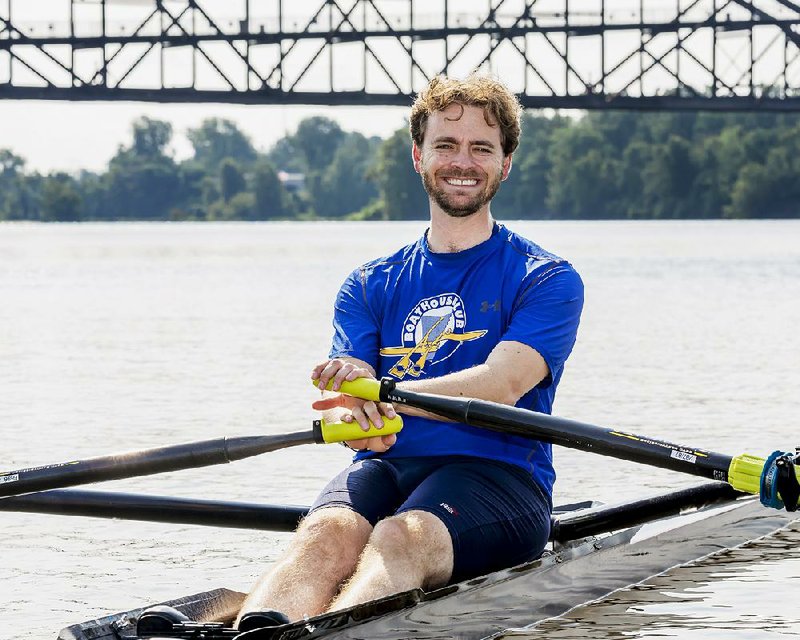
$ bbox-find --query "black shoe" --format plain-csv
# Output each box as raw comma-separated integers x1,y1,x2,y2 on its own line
137,605,191,635
238,610,291,632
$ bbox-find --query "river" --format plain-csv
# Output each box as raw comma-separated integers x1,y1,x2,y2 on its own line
1,220,798,639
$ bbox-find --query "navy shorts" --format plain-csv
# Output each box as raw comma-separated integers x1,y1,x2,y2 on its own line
308,456,552,583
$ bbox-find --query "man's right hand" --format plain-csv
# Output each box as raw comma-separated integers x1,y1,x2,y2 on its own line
311,358,397,453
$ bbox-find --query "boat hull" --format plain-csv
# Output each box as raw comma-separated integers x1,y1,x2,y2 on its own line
58,495,799,640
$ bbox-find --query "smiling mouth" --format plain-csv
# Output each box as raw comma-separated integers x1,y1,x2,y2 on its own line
443,177,479,187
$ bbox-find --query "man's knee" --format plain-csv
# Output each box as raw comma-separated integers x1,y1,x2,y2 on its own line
294,507,372,565
369,511,454,587
374,509,450,540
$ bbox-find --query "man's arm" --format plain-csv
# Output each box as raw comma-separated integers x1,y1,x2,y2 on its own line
394,340,549,417
313,340,548,424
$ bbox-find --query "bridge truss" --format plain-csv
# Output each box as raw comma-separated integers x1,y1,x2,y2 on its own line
1,0,799,110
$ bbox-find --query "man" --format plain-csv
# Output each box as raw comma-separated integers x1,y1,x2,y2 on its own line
235,75,584,630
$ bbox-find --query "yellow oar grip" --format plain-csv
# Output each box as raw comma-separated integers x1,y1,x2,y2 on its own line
319,415,403,443
728,453,800,496
311,376,382,402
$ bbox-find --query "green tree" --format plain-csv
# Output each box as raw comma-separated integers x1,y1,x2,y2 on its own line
267,137,305,173
220,158,246,202
289,117,345,173
368,127,428,220
0,150,42,219
104,118,181,219
312,133,380,217
492,112,571,218
15,173,44,220
4,108,800,223
132,117,173,158
199,175,221,209
726,128,800,218
546,124,621,218
41,173,82,221
252,158,294,219
227,191,256,219
187,118,257,169
639,111,697,146
75,170,108,220
0,149,24,177
640,135,697,218
174,162,210,219
105,162,180,219
687,139,725,218
0,150,22,219
584,110,644,152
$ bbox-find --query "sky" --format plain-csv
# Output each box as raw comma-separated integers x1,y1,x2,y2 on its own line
0,100,409,173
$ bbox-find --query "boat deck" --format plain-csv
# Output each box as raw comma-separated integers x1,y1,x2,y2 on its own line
57,493,799,640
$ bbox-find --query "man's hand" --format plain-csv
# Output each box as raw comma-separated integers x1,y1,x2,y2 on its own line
311,358,397,453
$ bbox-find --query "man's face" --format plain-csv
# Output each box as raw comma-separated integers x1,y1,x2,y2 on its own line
413,103,511,218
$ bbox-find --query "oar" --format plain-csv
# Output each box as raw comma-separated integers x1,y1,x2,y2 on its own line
551,481,739,542
0,481,736,542
323,377,800,511
0,416,402,499
0,489,309,531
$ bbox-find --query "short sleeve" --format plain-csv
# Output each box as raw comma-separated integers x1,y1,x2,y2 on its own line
501,262,584,382
329,267,380,367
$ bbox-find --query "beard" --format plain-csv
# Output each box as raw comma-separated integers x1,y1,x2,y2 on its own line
421,167,503,218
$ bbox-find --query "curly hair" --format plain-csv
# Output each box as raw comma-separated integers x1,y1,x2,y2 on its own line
409,75,522,156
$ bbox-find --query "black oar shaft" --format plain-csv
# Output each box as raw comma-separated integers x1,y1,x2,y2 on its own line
0,489,309,531
0,431,317,499
551,481,740,542
1,482,739,542
380,381,734,482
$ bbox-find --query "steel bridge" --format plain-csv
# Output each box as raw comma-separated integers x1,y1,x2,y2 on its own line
1,0,799,110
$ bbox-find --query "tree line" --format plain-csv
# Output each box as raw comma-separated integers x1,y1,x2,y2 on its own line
1,109,798,222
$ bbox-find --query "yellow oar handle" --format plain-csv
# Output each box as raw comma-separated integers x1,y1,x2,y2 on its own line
311,376,382,402
318,415,403,443
311,376,400,442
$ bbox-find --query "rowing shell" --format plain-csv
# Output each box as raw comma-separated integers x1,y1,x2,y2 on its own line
57,484,799,640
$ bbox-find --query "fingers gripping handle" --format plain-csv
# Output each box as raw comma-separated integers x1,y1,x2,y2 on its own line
316,416,403,444
311,376,385,402
310,377,401,443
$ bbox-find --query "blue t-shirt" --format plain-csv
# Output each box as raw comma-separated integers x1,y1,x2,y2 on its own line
329,223,584,496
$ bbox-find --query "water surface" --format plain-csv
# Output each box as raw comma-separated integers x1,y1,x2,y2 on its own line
1,220,798,639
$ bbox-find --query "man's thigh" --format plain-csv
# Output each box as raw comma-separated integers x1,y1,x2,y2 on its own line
396,458,552,583
308,457,407,525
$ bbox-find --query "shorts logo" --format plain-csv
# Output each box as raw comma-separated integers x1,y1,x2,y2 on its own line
440,502,459,516
379,293,486,379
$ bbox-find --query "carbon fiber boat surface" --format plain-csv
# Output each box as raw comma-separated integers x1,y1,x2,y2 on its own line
57,492,799,640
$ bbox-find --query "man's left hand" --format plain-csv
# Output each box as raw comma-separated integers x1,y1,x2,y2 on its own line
312,358,397,453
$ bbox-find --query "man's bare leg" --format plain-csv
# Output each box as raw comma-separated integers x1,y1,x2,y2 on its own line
237,507,372,624
328,510,454,611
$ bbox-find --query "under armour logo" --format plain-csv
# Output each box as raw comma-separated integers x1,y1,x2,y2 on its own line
480,300,500,312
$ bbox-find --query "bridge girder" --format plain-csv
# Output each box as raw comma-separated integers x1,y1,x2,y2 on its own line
1,0,799,110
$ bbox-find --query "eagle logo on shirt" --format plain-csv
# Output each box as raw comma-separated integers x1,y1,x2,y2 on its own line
379,293,487,379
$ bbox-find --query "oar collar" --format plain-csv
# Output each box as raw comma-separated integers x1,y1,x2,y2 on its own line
761,450,800,512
